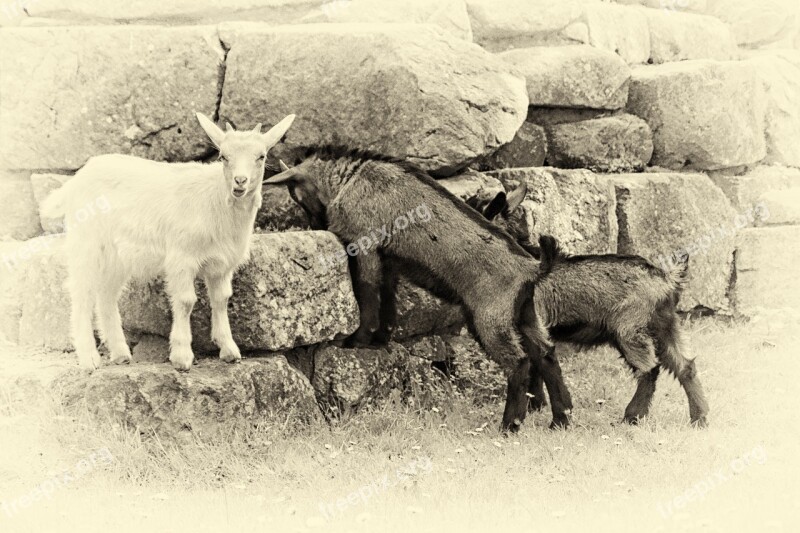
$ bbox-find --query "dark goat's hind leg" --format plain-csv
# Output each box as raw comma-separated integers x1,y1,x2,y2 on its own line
624,366,660,424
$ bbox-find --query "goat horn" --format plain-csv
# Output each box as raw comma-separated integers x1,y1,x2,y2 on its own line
252,123,262,134
279,160,291,171
225,122,234,133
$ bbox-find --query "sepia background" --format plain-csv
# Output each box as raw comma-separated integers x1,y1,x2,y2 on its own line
1,0,799,532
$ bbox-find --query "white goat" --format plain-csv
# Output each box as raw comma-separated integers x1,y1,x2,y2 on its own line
41,113,296,372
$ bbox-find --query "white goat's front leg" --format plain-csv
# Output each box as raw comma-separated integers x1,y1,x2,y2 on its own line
96,267,132,365
69,276,102,372
205,270,241,364
165,259,199,371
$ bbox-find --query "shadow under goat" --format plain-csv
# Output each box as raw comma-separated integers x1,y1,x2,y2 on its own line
467,184,709,427
264,147,572,431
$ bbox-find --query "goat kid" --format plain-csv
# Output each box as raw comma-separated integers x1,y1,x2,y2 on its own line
469,184,709,427
264,148,572,430
42,113,295,372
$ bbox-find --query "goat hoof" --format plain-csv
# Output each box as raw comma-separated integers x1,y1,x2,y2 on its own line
170,349,194,372
110,347,132,365
549,415,570,430
79,350,103,373
219,345,242,364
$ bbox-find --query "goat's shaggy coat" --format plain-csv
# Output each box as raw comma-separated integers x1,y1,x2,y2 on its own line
266,147,573,430
42,113,295,372
469,187,709,426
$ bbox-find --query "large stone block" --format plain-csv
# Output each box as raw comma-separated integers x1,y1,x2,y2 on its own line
120,231,360,352
611,173,737,313
473,122,547,171
745,50,800,168
465,0,587,52
0,171,41,240
707,0,799,48
0,26,222,170
735,226,800,317
0,240,26,344
393,282,465,340
708,165,800,224
499,45,630,110
642,8,738,64
218,23,528,176
304,0,473,41
627,61,766,170
54,357,322,437
544,114,653,173
488,167,618,254
584,2,651,64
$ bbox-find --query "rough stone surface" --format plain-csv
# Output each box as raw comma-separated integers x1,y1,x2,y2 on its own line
745,50,800,168
219,23,528,175
441,334,505,404
488,168,619,254
759,189,800,225
120,231,360,353
16,0,317,25
393,281,465,340
611,173,738,313
642,8,738,64
304,0,473,41
0,26,222,171
475,122,547,171
612,0,707,12
735,226,800,317
627,61,767,170
465,0,587,52
707,0,800,48
0,171,41,240
16,236,72,350
30,173,70,234
708,165,800,221
584,2,651,64
499,45,630,110
54,356,322,436
438,170,505,201
0,241,26,344
312,343,446,414
131,335,170,364
545,114,653,173
527,108,619,126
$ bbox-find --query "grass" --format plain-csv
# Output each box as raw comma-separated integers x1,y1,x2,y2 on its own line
1,315,798,533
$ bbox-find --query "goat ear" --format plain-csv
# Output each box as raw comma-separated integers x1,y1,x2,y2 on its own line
506,182,528,213
264,160,299,185
196,113,226,149
483,192,507,221
262,114,296,148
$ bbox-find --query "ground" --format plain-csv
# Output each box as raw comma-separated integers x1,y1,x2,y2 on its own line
1,315,798,533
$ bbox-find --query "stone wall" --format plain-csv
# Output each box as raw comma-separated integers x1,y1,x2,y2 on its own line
2,0,798,423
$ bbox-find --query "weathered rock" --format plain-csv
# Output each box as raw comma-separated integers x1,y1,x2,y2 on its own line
16,236,72,350
708,165,800,222
584,2,651,64
438,170,505,201
735,226,800,317
441,334,505,404
465,0,587,52
707,0,799,48
401,335,452,363
642,8,738,64
627,61,766,170
759,189,800,225
256,187,311,231
0,171,41,240
30,173,70,234
120,231,360,352
499,45,630,110
488,167,618,254
475,122,547,171
527,108,619,126
312,343,447,414
612,0,707,12
18,0,317,25
745,50,800,168
0,26,222,170
545,114,653,173
611,173,738,313
393,281,465,341
304,0,473,41
54,356,322,436
0,240,26,344
131,335,170,364
219,23,528,176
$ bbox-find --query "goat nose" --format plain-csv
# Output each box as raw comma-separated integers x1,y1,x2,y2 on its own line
234,176,247,187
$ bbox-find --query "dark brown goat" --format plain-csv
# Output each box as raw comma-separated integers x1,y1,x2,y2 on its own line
468,185,709,427
265,147,572,430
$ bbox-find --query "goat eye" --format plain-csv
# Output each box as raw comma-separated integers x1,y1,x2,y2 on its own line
257,154,265,161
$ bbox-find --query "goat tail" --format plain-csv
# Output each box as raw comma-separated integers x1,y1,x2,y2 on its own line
664,253,690,293
40,185,67,219
537,234,561,277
